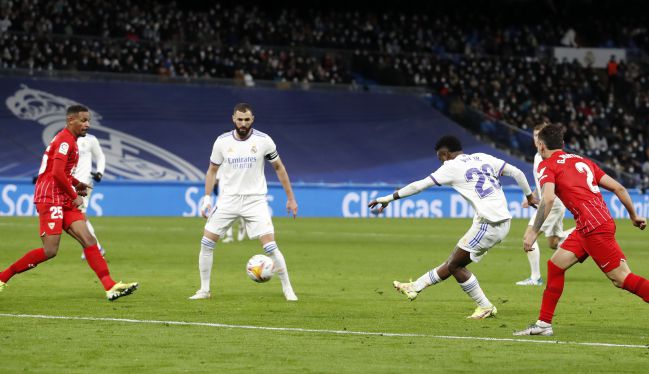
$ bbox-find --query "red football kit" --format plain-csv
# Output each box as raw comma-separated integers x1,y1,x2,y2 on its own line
538,150,622,272
34,127,85,235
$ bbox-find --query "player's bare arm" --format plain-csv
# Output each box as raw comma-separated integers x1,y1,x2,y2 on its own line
599,175,647,230
368,177,436,213
524,183,555,251
200,163,219,218
272,158,298,217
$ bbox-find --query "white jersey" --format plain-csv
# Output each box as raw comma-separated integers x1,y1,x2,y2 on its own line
72,134,105,185
430,153,511,223
209,129,279,196
533,152,565,209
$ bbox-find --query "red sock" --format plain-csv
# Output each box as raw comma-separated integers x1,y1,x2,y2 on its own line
538,260,565,324
622,273,649,302
83,244,116,291
0,248,48,283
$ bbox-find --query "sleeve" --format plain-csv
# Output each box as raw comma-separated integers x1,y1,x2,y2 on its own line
91,136,106,174
209,139,223,165
501,163,532,196
52,158,78,200
537,160,555,188
264,136,279,162
590,159,606,183
429,163,455,186
52,138,71,161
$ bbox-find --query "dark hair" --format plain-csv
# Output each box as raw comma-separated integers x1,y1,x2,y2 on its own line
233,102,253,115
435,135,462,152
66,105,89,116
533,121,550,132
537,123,565,150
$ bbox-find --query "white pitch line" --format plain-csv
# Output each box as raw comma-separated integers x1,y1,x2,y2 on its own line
0,313,646,349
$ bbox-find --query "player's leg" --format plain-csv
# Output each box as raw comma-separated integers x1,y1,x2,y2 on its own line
0,204,62,290
79,191,105,260
244,195,297,301
66,213,138,301
190,198,234,300
514,241,583,336
517,224,542,286
259,233,297,301
0,235,56,288
237,217,247,241
222,226,234,243
584,222,649,302
395,219,489,300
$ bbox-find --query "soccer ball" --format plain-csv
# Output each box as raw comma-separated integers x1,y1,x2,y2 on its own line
246,254,274,283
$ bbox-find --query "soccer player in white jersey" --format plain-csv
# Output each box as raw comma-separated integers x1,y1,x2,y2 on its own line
189,103,299,301
517,122,574,286
369,135,535,319
74,133,107,260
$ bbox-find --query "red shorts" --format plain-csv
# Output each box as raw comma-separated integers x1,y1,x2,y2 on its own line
36,203,85,236
560,220,626,273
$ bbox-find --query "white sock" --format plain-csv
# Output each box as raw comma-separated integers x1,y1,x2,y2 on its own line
414,267,443,292
86,220,102,251
198,237,215,292
264,242,294,293
527,241,541,280
536,320,552,327
459,274,492,308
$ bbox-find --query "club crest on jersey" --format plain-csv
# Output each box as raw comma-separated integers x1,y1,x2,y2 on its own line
228,147,234,153
5,85,204,181
48,222,55,229
58,142,69,155
251,145,257,153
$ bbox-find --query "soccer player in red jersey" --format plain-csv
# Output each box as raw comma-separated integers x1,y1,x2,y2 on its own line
0,105,138,301
514,123,648,336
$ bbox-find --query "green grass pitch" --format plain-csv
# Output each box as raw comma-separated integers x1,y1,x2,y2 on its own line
1,217,648,373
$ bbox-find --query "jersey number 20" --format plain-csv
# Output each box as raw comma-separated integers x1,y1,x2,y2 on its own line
465,164,502,198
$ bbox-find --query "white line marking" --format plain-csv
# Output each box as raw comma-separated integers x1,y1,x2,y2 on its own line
0,313,646,349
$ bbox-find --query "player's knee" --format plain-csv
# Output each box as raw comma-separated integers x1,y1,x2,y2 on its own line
44,247,58,259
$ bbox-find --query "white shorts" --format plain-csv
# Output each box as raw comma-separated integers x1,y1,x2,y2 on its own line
457,216,511,263
527,202,565,237
205,195,273,240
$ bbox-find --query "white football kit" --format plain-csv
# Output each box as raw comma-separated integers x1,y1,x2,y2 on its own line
73,134,105,213
430,153,515,262
205,129,278,239
528,152,566,237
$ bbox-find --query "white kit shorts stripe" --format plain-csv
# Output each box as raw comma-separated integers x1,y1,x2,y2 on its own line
457,216,511,263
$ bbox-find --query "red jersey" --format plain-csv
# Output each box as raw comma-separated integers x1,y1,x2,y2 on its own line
538,150,612,233
34,128,80,206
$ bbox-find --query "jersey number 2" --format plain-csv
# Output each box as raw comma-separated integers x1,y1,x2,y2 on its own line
465,164,502,198
575,162,600,193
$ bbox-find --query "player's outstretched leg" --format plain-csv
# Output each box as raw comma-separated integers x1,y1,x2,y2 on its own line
516,241,543,286
393,266,446,301
237,218,247,241
0,248,50,291
189,236,215,300
263,241,297,301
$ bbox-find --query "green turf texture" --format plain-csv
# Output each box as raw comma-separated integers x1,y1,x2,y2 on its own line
1,217,648,373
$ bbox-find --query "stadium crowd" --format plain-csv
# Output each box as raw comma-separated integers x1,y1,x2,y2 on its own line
1,0,649,187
